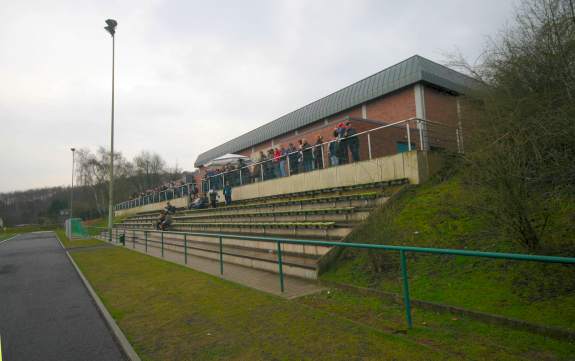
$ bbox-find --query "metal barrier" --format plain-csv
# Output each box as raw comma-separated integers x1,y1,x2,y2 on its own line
113,117,462,209
88,226,575,330
199,117,462,192
114,182,197,211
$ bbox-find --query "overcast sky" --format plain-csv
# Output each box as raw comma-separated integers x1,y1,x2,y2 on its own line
0,0,518,193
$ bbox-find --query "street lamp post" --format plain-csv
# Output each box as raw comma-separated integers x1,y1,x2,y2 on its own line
70,147,76,219
105,19,117,242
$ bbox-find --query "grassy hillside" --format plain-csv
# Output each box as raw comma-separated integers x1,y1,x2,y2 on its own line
323,172,575,330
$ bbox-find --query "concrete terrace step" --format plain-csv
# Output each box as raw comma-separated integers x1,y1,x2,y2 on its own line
126,207,371,224
113,229,331,279
127,192,383,221
228,179,408,205
118,221,352,239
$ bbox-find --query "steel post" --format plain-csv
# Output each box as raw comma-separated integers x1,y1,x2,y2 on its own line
400,250,413,329
367,133,372,160
406,122,412,151
184,234,188,264
219,236,224,275
277,241,285,293
161,232,164,257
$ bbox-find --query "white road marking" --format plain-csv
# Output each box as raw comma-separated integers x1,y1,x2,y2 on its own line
0,234,18,247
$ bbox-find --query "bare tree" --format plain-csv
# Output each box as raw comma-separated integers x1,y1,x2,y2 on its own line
460,0,575,251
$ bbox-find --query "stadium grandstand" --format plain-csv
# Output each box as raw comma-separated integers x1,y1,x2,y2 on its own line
108,54,476,281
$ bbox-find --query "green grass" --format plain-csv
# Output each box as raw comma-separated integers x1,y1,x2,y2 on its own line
71,246,447,361
323,175,575,330
297,288,575,361
0,233,15,241
1,224,57,237
55,228,105,249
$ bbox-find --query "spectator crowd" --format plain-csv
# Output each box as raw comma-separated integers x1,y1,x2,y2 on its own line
202,121,360,189
121,121,362,215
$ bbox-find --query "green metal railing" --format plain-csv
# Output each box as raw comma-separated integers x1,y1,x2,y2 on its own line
89,226,575,329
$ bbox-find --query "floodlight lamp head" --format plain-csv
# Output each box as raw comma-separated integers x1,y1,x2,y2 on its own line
104,19,117,36
71,147,76,152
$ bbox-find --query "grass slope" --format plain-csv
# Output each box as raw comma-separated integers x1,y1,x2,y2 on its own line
71,246,440,361
298,289,575,360
323,175,575,330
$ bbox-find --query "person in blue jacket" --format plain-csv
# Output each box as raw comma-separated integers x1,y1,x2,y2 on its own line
223,182,232,206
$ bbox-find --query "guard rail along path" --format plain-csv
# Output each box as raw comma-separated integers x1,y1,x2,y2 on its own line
92,226,575,330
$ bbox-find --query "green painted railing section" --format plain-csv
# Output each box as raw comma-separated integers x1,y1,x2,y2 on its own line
88,225,575,330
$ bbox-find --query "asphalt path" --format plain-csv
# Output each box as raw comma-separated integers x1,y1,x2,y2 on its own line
0,232,126,361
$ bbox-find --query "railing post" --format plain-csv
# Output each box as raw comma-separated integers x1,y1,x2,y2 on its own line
406,122,412,151
239,169,243,185
277,241,285,293
367,133,372,160
286,155,291,176
417,119,426,151
133,230,135,249
320,144,325,169
145,231,148,253
219,236,224,275
184,234,188,264
400,250,413,329
260,163,264,182
161,231,164,258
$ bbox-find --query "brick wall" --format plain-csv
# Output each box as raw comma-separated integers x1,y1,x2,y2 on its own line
237,86,418,161
423,85,460,151
197,84,462,181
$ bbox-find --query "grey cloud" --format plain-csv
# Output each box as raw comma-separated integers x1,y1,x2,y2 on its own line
0,0,517,192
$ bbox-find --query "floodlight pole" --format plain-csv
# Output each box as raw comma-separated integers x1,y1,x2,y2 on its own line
105,19,117,242
70,148,76,219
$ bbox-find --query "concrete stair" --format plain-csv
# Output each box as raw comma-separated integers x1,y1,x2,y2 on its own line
113,179,406,279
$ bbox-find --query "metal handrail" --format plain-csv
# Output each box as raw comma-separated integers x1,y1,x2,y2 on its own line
203,117,419,181
199,117,460,191
89,225,575,330
115,182,197,211
114,117,459,210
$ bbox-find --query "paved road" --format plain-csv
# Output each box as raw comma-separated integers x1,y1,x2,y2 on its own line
0,232,126,361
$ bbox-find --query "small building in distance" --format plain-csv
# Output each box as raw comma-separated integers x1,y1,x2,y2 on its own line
194,55,477,188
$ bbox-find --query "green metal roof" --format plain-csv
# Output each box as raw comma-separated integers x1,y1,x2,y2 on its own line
194,55,477,167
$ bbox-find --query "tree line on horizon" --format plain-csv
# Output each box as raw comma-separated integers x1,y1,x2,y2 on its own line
0,149,182,227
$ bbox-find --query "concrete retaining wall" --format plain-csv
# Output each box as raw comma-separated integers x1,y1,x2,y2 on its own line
116,150,441,217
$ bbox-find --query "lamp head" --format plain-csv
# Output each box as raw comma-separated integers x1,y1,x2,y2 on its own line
71,147,76,152
104,19,117,36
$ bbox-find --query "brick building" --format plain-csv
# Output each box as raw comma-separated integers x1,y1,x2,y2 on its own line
194,55,476,186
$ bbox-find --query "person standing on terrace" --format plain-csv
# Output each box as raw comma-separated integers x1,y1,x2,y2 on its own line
329,130,340,166
313,135,324,170
208,188,219,208
273,147,282,178
301,138,313,172
288,143,299,175
336,123,349,165
223,181,232,206
346,121,360,162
